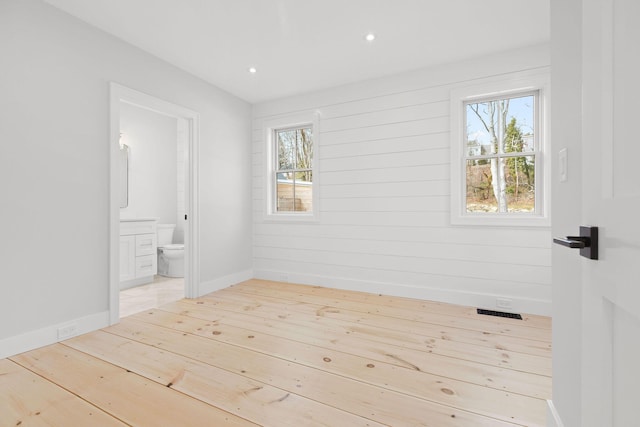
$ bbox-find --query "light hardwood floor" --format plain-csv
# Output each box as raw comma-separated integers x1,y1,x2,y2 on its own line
2,279,551,426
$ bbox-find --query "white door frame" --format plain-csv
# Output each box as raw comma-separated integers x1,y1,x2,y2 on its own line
109,83,200,324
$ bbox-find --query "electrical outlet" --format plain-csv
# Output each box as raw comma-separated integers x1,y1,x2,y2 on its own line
496,298,513,310
57,323,78,340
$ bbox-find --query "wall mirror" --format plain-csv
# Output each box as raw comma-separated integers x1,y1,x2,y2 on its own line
119,144,129,208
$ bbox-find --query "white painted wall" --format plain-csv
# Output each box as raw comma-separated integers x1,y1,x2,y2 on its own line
253,44,552,315
0,0,252,356
119,103,178,229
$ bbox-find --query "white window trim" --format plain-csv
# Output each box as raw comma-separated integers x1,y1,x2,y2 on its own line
263,111,320,222
450,74,550,227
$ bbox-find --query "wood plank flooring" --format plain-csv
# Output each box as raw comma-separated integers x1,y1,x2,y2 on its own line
2,279,551,426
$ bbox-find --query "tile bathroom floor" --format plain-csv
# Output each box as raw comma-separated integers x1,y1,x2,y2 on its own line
119,276,184,318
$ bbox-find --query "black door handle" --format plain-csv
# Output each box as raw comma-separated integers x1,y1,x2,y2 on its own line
553,236,589,248
553,226,598,260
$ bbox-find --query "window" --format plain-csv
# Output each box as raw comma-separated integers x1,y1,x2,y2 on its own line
465,92,537,213
450,75,549,226
264,113,319,221
274,126,313,212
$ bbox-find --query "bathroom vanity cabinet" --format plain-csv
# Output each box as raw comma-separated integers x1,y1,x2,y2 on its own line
120,219,157,289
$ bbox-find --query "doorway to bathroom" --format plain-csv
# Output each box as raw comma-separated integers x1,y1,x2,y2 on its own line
109,83,200,323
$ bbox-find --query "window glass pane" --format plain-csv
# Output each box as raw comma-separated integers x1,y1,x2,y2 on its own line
504,95,535,154
505,155,535,212
276,182,313,212
466,159,497,212
295,184,312,212
465,94,535,157
276,177,295,212
277,129,296,170
296,127,313,169
294,171,312,212
466,156,535,213
466,101,498,156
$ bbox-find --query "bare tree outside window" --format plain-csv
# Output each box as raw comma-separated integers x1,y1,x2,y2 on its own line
275,126,313,212
465,93,536,213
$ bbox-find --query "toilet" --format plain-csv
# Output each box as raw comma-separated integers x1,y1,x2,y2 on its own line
156,224,184,278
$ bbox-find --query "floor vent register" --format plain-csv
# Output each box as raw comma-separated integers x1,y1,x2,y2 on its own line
477,309,523,320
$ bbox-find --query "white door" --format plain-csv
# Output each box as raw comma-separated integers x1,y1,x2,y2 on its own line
575,0,640,425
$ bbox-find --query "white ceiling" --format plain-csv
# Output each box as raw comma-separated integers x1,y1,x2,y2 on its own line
43,0,549,104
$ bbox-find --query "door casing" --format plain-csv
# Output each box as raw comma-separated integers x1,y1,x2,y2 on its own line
108,83,200,323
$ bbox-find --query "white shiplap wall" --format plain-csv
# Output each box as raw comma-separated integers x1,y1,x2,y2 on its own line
252,44,552,315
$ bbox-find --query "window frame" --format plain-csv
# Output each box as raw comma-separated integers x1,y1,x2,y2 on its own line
263,112,319,222
450,74,550,227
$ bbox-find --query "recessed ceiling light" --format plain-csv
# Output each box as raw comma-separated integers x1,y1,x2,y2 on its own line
248,67,257,74
365,33,376,42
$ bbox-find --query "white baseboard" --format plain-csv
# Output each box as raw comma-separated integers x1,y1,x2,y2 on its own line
120,275,154,290
547,400,565,427
0,310,110,359
253,269,551,316
198,269,254,296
